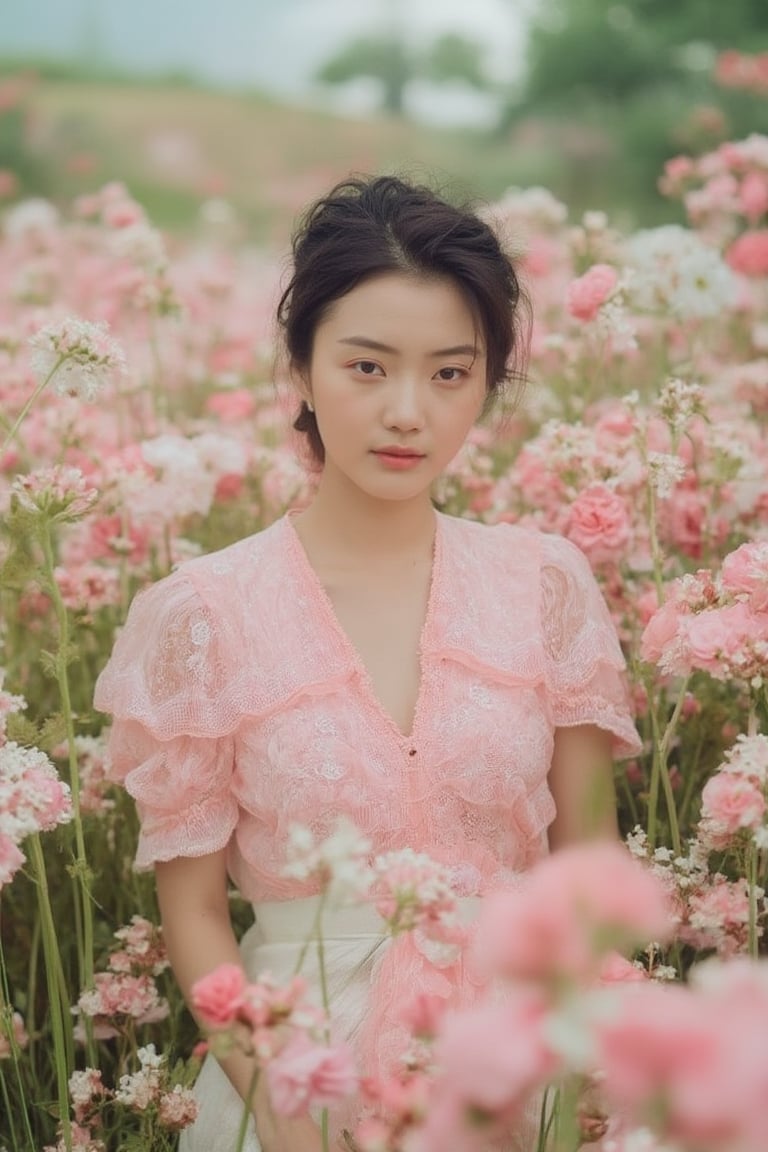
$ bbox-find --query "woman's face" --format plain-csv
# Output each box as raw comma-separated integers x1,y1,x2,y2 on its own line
299,272,487,505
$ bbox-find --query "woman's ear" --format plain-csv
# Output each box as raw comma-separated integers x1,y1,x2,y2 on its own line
288,361,313,411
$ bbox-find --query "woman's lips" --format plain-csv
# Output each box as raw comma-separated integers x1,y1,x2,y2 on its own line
372,448,426,470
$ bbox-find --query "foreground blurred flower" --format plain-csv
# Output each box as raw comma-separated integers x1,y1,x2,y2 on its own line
473,841,673,990
266,1032,359,1117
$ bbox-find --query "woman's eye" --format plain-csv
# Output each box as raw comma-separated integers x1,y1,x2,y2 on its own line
352,360,383,376
435,366,467,383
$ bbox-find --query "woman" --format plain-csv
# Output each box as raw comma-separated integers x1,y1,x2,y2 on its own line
95,175,641,1151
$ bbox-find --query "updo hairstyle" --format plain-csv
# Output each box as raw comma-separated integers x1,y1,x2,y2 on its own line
277,174,529,466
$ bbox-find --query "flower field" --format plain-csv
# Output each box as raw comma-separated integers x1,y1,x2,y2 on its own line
2,53,768,1152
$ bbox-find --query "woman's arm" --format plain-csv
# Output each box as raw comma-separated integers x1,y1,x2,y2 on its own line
547,724,618,851
155,852,326,1152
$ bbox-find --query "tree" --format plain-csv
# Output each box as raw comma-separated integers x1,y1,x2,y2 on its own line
315,31,491,118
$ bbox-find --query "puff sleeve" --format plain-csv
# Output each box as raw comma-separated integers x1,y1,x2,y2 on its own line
93,571,238,870
539,533,642,760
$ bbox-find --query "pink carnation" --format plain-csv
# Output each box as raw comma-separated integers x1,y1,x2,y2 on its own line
266,1033,358,1117
566,484,631,563
474,842,672,989
566,263,618,321
700,771,766,844
190,963,246,1028
727,229,768,278
414,992,558,1151
720,540,768,612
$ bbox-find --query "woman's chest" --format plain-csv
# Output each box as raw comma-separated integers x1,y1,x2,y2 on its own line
322,574,430,740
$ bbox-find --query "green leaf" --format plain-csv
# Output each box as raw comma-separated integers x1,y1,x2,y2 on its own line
4,713,40,747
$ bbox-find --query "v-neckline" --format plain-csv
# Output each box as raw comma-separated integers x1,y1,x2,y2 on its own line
283,510,443,746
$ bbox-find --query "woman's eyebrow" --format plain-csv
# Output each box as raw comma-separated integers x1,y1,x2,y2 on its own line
338,336,478,357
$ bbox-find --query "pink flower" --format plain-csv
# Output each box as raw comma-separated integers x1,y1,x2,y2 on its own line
567,484,631,563
700,771,766,843
190,963,246,1028
566,263,618,321
720,540,768,612
415,992,558,1151
266,1033,358,1117
0,835,26,887
597,951,649,986
28,315,127,400
639,598,684,666
682,601,756,677
205,388,255,422
0,1009,29,1058
739,172,768,222
474,842,672,989
727,229,768,277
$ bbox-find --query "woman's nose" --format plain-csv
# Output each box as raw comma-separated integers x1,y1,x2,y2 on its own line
383,377,425,431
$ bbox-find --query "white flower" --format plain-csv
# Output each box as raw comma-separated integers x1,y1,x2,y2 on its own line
29,316,127,401
647,452,687,499
625,224,737,320
3,197,59,241
283,818,373,904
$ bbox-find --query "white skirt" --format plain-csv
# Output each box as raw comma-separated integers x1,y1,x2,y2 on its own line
179,896,541,1152
179,897,388,1152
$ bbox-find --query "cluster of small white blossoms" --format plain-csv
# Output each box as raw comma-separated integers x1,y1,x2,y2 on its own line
624,224,738,320
28,316,127,402
0,741,73,888
646,452,688,499
655,377,706,435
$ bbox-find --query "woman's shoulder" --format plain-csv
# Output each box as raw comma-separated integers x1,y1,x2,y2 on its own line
440,513,589,573
151,515,288,612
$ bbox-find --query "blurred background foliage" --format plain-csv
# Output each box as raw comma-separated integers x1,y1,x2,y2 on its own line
0,0,766,242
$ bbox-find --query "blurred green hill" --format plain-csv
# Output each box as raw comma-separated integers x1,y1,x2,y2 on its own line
0,59,764,242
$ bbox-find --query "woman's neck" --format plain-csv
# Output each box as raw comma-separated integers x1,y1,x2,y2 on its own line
292,472,436,567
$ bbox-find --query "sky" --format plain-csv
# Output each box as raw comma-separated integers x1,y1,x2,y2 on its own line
0,0,536,125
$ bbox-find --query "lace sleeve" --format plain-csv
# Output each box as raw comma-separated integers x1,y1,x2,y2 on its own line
93,572,238,869
539,534,642,759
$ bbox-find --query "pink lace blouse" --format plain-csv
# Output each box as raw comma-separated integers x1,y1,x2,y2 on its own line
95,512,642,899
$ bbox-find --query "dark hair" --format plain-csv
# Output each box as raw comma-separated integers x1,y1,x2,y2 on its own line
277,174,529,466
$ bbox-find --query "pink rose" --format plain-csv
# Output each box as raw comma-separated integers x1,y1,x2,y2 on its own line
739,172,768,223
700,771,766,839
190,963,246,1028
727,229,768,278
682,602,754,676
266,1033,358,1117
566,263,618,321
567,483,631,563
720,540,768,611
640,598,684,666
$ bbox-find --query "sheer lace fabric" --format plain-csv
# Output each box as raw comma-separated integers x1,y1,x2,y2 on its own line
95,512,641,1147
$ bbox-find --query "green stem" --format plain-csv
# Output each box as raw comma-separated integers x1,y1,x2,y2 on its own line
313,893,331,1152
747,841,759,960
646,678,687,856
0,923,35,1152
28,834,73,1152
645,474,665,605
39,522,96,1064
234,1066,259,1152
0,357,65,458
